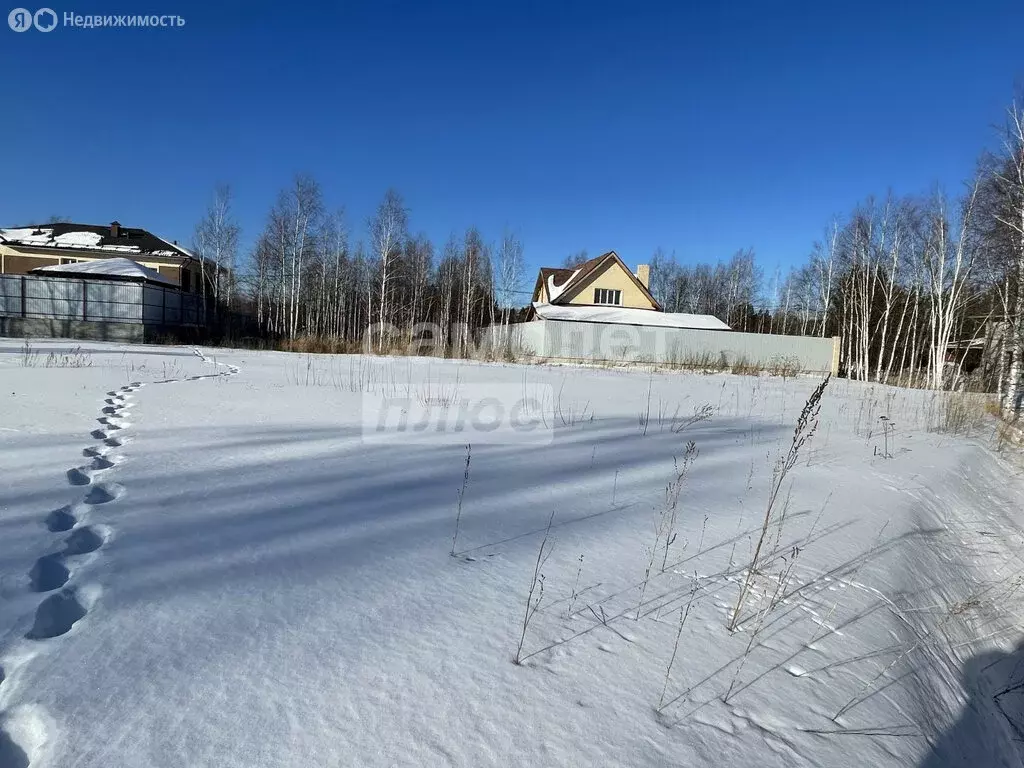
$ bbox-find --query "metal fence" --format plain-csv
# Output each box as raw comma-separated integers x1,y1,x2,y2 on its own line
483,319,840,374
0,274,208,326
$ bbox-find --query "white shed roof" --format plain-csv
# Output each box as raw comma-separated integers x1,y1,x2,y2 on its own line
532,302,730,330
32,257,177,286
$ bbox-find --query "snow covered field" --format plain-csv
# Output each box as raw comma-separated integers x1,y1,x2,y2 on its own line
2,340,1024,767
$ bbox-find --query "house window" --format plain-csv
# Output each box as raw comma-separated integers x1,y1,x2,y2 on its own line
594,288,622,306
181,268,192,293
59,258,81,265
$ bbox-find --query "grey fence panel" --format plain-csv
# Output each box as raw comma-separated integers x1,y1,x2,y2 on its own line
181,293,205,326
479,321,546,356
142,285,165,323
538,320,838,373
163,290,182,324
25,278,82,319
1,275,207,328
0,276,21,316
85,282,143,322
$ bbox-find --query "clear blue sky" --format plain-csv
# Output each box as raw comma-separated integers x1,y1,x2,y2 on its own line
2,0,1022,288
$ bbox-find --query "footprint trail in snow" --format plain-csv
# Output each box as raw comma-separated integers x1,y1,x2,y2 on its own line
0,349,239,764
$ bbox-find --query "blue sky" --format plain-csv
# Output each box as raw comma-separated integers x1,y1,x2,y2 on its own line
2,0,1022,290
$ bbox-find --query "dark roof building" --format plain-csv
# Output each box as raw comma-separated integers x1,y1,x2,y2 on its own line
0,221,194,262
0,221,206,292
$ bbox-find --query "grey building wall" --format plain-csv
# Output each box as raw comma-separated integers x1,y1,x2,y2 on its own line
480,321,546,356
0,317,145,343
0,275,207,343
482,319,839,374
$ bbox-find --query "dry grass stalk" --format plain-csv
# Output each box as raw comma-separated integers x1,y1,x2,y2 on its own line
658,574,701,711
567,554,585,619
514,511,555,665
724,587,773,703
450,443,472,557
672,403,715,433
728,375,830,632
661,442,699,572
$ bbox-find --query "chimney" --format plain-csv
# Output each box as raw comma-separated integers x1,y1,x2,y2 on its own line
110,221,121,238
636,264,650,288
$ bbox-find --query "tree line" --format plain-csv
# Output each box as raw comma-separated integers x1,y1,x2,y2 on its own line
190,97,1024,406
191,180,525,357
644,98,1024,408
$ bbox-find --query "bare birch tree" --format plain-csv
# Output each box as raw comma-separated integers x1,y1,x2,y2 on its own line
192,183,240,313
496,229,525,330
992,102,1024,416
369,189,408,351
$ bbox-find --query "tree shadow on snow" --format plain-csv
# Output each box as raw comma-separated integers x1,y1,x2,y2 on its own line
96,415,794,606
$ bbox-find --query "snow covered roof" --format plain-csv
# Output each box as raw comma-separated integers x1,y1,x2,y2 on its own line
546,268,579,302
32,257,178,286
0,222,192,262
532,302,731,330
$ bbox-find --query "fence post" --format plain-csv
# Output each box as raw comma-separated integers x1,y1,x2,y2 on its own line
20,275,26,318
82,279,87,321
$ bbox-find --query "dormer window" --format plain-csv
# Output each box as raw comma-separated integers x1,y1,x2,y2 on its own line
594,288,622,306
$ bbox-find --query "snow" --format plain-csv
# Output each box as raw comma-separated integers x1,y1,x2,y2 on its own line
152,234,196,260
52,232,102,249
534,301,732,330
0,228,143,254
1,341,1023,767
546,270,579,302
0,228,54,246
32,258,177,286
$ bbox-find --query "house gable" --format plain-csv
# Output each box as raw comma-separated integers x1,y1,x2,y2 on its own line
558,253,659,310
529,252,659,310
531,267,578,304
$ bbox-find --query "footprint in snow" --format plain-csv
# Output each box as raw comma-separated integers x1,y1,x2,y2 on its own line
66,468,91,487
28,555,70,593
0,706,51,768
28,526,105,592
26,588,88,639
65,456,116,487
0,726,29,768
83,484,121,506
90,456,115,471
44,507,76,533
64,526,105,556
